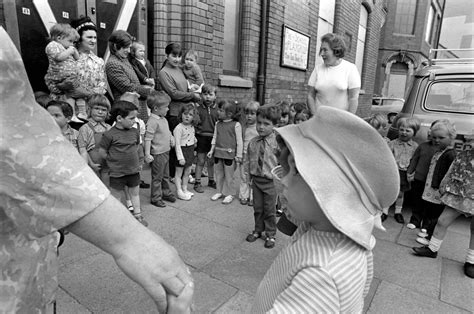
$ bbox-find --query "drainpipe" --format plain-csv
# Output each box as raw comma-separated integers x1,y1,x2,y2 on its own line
256,0,269,105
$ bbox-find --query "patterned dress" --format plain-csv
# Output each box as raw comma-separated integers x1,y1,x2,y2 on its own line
76,51,107,95
44,41,78,96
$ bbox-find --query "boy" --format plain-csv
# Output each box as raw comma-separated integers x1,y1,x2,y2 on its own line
244,105,281,248
144,91,177,207
252,107,399,312
46,100,80,152
99,100,148,226
194,84,218,192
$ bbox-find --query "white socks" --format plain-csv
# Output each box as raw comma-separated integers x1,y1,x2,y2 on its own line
466,249,474,264
428,237,443,252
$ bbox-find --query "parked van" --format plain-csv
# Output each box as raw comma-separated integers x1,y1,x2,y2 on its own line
387,48,474,151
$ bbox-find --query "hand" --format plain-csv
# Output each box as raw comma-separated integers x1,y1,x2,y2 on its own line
192,93,201,102
167,281,194,314
170,137,176,148
146,78,155,87
206,151,213,159
235,157,242,164
179,159,185,166
90,162,101,172
145,155,154,163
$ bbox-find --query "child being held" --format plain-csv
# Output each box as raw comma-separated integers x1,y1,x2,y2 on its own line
385,117,420,223
207,100,243,204
77,94,111,181
252,106,399,312
129,41,156,89
244,105,281,248
173,103,199,200
239,101,260,206
99,100,148,226
46,100,80,152
182,49,204,93
194,84,219,192
144,91,177,208
44,23,87,121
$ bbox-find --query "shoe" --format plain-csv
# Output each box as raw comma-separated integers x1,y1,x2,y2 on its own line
151,200,166,208
177,190,191,201
240,198,248,205
208,179,216,189
162,194,177,203
133,213,148,227
211,193,223,201
381,213,388,222
247,199,253,206
276,208,283,217
406,223,417,229
222,195,234,204
189,175,195,184
169,177,175,184
464,262,474,278
184,189,194,197
194,182,204,193
246,231,261,242
127,205,134,213
412,246,437,258
394,213,405,224
70,115,82,123
264,236,276,249
202,168,209,177
139,180,150,189
417,229,428,238
416,237,430,245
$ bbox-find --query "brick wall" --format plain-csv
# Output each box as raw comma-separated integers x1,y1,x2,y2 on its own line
0,1,4,28
151,0,387,116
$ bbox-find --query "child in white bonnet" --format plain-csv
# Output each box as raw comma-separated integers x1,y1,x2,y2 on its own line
252,106,400,313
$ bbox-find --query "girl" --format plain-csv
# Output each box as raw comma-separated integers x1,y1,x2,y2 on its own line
207,100,243,204
78,94,111,182
365,113,389,141
289,102,308,124
386,117,420,223
129,41,156,89
174,103,198,200
181,49,204,92
239,101,260,205
294,111,310,124
414,120,456,244
276,100,290,127
413,145,473,278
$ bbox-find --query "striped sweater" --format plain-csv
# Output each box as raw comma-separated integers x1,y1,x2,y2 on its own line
252,222,373,313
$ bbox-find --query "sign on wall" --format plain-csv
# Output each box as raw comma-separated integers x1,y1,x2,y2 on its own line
280,25,311,71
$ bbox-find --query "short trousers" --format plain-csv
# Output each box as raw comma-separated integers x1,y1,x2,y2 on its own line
196,135,212,154
176,145,195,168
215,157,234,166
109,173,140,190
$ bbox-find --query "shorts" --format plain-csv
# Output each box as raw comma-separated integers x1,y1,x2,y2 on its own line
215,157,234,166
196,135,212,154
176,145,194,168
399,170,410,192
109,173,140,190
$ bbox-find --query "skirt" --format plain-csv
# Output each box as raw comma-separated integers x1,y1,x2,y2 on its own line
441,192,473,216
176,145,195,168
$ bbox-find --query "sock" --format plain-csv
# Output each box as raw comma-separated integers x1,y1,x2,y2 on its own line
382,207,388,215
466,249,474,264
395,206,402,214
428,236,443,252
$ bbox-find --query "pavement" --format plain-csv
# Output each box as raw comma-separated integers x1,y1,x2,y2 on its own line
57,168,473,313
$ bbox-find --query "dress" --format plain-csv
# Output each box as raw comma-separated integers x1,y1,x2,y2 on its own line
44,41,78,96
76,51,107,95
307,59,360,111
252,222,373,313
440,148,474,215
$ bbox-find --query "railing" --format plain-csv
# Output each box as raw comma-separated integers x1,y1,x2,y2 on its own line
428,48,474,65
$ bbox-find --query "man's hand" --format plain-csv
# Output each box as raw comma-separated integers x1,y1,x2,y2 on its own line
145,154,154,163
167,281,194,314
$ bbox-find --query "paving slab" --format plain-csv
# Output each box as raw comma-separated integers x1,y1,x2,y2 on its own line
214,291,254,314
375,216,404,242
440,258,474,312
201,237,288,295
191,271,237,313
56,286,91,313
363,277,381,313
373,239,442,299
367,281,470,314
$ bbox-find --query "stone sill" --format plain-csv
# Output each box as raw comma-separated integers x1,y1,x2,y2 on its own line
218,75,253,88
393,33,416,38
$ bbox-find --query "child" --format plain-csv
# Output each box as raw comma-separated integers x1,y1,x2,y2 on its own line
239,101,260,206
46,100,80,152
276,100,290,127
174,103,199,200
35,91,52,109
406,120,448,230
182,49,204,93
289,102,308,124
414,120,456,244
244,105,281,248
44,23,86,121
207,100,243,204
294,110,310,124
144,91,177,208
252,106,399,312
386,117,420,223
77,94,111,181
413,145,473,278
129,41,156,89
99,100,148,226
365,113,389,141
194,84,218,193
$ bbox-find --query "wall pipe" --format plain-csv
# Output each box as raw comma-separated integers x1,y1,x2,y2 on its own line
256,0,269,105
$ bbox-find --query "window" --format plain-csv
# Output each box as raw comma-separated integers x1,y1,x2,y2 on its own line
315,0,335,65
425,81,474,114
394,0,417,34
355,6,368,75
425,3,441,45
223,0,241,75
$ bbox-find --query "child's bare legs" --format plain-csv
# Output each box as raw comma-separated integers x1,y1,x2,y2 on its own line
64,97,81,123
194,153,206,193
393,191,405,223
207,156,215,184
124,186,134,212
182,165,193,197
211,159,224,200
75,98,87,119
175,166,190,200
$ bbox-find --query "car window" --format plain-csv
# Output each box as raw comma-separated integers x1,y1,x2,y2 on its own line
425,81,474,114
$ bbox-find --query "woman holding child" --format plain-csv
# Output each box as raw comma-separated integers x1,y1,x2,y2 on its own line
307,33,361,114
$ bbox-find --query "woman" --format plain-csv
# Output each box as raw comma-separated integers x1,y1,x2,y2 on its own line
158,43,200,178
105,30,152,121
307,33,361,114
